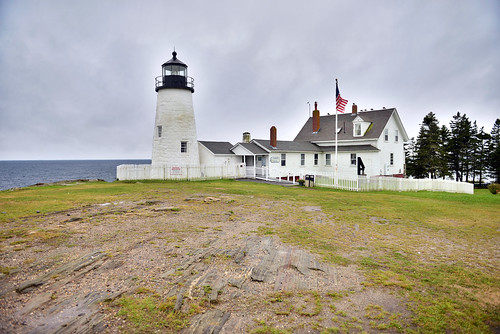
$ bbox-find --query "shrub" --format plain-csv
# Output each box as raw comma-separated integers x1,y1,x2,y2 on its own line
487,183,500,194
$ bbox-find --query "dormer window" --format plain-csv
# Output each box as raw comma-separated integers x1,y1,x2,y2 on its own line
352,116,370,137
355,124,362,136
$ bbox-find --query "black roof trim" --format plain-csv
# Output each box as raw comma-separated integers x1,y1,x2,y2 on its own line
162,51,188,67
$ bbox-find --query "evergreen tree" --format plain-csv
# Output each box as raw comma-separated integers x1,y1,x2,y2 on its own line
404,137,418,177
468,121,480,183
475,126,490,186
449,112,472,182
414,112,442,178
489,119,500,183
437,125,451,179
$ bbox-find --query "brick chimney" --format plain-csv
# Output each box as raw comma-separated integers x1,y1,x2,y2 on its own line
352,103,358,116
242,132,251,143
270,126,277,148
312,101,320,133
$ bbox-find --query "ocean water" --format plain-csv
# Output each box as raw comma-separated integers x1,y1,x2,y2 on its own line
0,160,151,191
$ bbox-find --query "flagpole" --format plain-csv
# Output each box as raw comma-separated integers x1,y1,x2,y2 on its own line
335,79,338,185
334,78,347,187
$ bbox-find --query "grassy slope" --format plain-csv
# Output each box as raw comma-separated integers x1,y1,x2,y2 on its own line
1,180,499,333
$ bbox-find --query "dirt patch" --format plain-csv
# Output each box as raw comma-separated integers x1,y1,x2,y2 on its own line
0,193,411,333
302,206,322,212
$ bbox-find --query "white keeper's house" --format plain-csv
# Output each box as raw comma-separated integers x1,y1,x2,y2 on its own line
117,51,409,182
231,102,409,179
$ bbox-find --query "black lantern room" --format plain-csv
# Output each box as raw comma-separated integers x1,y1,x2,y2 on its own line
155,51,194,93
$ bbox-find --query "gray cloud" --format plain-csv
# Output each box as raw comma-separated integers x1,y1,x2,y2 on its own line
1,0,499,159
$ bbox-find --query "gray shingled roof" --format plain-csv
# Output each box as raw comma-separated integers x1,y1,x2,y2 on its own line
294,108,395,142
236,142,269,154
318,145,380,152
253,139,321,152
230,141,378,155
199,141,235,155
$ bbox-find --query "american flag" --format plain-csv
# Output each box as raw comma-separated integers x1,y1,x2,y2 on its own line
336,80,348,113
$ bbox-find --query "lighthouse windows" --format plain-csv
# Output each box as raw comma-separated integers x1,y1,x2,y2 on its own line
165,65,186,77
157,126,162,138
181,141,188,153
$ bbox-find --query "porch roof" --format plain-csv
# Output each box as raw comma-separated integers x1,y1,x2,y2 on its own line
231,142,269,155
199,141,235,155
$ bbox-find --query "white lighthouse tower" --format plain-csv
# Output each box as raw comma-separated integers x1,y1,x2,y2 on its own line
151,51,200,168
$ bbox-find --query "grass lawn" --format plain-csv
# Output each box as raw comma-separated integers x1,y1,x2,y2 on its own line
1,179,499,333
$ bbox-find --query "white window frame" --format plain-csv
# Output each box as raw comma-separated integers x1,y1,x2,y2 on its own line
314,153,319,166
395,130,399,142
355,123,362,136
384,129,389,141
325,153,331,166
300,153,305,166
281,153,286,166
351,153,357,166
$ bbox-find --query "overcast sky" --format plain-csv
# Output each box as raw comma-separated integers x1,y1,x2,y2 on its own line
1,0,499,160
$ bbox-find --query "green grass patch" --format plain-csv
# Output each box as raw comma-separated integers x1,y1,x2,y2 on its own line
1,179,499,332
114,289,202,333
0,265,18,275
257,226,275,235
323,253,351,266
250,319,292,334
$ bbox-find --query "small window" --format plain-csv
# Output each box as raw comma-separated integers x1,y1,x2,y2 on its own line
314,153,319,166
326,153,331,166
157,125,162,138
390,153,394,165
300,154,305,166
384,129,389,141
181,141,188,153
355,123,362,136
395,130,399,142
281,153,286,166
351,153,357,165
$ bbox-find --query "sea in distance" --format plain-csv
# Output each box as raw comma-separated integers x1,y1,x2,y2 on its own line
0,160,151,191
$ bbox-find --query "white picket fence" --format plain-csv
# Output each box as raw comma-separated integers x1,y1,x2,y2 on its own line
314,173,359,191
357,176,474,194
117,164,246,181
314,173,473,194
117,164,473,194
244,166,473,194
